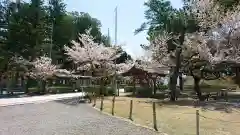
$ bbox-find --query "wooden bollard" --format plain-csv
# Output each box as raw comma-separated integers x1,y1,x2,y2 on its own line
100,95,104,111
152,102,158,131
129,100,133,120
196,110,200,135
112,96,115,115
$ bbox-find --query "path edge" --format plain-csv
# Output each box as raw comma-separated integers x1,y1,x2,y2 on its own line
89,104,168,135
0,96,79,107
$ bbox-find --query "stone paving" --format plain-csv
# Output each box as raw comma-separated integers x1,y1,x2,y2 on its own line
0,93,85,107
0,97,163,135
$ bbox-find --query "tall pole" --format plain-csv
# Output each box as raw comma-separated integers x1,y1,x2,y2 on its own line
107,28,110,46
114,6,118,96
16,0,20,12
115,6,118,46
49,21,53,59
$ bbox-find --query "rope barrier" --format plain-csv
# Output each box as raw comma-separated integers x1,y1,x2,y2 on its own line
199,114,240,123
232,109,240,114
93,96,240,124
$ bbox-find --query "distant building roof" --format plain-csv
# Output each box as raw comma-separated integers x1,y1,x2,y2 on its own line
121,63,170,77
53,72,92,79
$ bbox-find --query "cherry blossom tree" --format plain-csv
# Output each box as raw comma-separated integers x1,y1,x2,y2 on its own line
64,29,131,94
137,0,240,100
185,0,240,87
64,29,122,74
187,0,240,65
28,57,59,92
143,31,183,99
115,60,134,75
146,31,173,66
27,57,58,80
14,56,72,93
146,28,217,99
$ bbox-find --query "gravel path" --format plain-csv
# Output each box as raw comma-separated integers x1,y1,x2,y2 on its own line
0,98,162,135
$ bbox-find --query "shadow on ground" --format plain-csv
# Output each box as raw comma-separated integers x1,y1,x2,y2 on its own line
123,91,240,113
156,98,240,113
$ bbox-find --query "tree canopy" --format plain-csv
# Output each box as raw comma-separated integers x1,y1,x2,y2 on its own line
0,0,130,72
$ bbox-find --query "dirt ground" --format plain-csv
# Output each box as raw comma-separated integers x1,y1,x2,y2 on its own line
94,96,240,135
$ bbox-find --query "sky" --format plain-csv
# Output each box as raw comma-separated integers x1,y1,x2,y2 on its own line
21,0,182,58
64,0,183,59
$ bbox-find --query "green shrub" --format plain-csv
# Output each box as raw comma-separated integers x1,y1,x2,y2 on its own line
29,86,73,94
157,85,168,90
136,87,152,97
82,85,115,96
105,86,115,96
49,86,73,94
124,86,135,92
27,79,38,88
83,85,100,93
184,85,232,90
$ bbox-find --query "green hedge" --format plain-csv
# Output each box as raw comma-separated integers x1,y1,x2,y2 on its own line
82,85,115,96
48,86,73,94
124,85,168,93
29,85,115,95
184,84,236,91
157,85,168,90
136,87,152,97
29,86,74,94
124,86,135,92
27,79,38,88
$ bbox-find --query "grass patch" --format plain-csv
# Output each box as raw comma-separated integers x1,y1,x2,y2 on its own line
94,96,240,135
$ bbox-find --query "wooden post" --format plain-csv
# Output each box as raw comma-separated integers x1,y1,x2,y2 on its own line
152,102,158,131
100,95,104,111
112,96,115,115
196,110,200,135
93,93,96,107
129,100,133,120
225,91,228,101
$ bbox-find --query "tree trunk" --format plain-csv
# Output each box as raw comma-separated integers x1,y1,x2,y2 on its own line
179,73,183,91
169,28,185,101
99,78,104,95
37,80,46,94
41,80,46,93
6,73,12,94
235,67,240,87
14,72,19,87
21,75,27,93
20,75,24,88
25,77,29,94
117,81,119,96
169,47,182,101
0,75,2,95
152,78,157,96
169,73,177,101
193,76,202,99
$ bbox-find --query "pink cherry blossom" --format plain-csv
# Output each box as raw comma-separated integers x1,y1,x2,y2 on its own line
27,57,58,80
14,56,71,80
64,29,120,66
185,0,240,66
64,29,130,77
140,31,172,67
